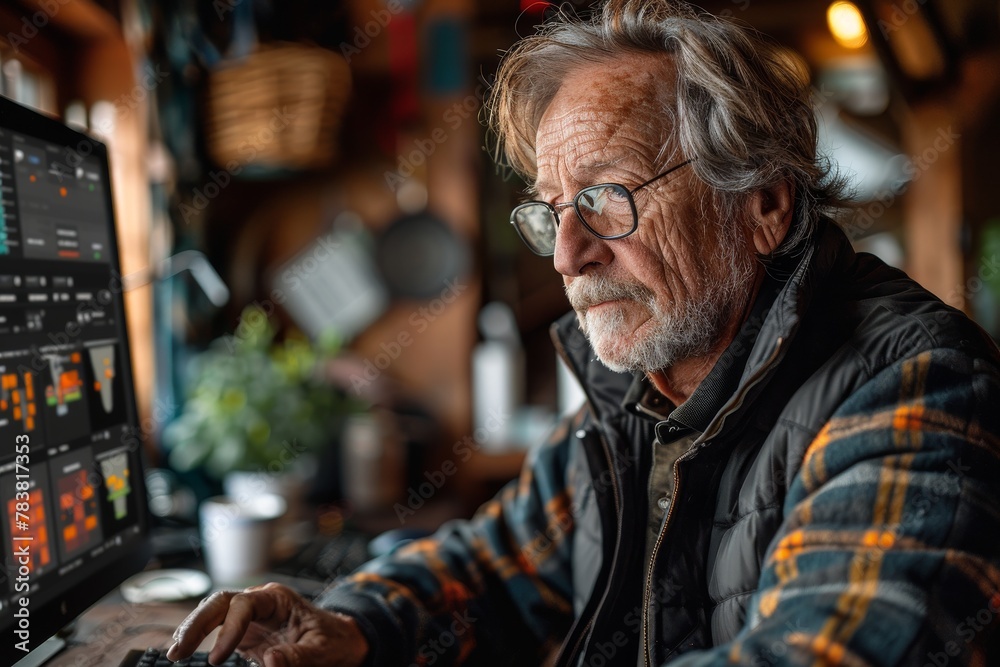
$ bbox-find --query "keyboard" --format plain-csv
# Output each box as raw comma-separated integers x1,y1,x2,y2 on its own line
118,647,254,667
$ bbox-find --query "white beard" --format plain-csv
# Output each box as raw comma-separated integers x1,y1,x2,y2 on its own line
566,253,755,373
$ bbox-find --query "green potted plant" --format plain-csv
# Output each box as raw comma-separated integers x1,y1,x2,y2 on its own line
163,305,356,505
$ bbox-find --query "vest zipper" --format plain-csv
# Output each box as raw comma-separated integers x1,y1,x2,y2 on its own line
642,445,691,667
550,338,623,667
641,337,785,667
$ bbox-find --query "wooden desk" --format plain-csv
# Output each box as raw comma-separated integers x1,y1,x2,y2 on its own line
47,591,207,667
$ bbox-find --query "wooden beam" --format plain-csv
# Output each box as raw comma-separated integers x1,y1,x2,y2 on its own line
901,102,963,309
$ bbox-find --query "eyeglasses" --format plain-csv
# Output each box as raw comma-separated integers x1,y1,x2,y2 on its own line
510,158,696,256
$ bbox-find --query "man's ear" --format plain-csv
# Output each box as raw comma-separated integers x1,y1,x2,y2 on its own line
748,180,795,256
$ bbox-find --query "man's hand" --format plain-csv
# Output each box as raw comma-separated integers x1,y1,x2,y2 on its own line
166,583,369,667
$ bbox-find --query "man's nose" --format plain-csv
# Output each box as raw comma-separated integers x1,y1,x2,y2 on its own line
552,209,614,277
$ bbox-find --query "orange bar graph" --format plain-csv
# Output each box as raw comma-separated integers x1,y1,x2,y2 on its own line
1,371,36,432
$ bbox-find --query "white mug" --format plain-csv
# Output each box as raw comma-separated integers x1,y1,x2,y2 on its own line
199,493,286,587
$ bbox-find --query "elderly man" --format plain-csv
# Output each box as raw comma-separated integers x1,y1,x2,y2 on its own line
169,2,1000,666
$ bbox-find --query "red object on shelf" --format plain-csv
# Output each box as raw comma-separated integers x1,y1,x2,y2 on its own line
388,12,420,127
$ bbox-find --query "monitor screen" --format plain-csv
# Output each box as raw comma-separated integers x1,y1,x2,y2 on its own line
0,95,151,664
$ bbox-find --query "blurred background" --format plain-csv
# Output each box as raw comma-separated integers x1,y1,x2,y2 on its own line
2,0,998,541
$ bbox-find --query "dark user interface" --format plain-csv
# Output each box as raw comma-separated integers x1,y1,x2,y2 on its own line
0,126,144,626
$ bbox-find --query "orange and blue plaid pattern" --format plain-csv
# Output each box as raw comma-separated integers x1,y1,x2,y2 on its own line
711,349,1000,666
318,413,583,666
320,348,1000,666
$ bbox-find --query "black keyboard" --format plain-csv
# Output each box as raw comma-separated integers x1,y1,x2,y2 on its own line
118,647,254,667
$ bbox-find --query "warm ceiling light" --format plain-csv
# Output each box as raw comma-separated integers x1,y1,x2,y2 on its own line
827,1,869,49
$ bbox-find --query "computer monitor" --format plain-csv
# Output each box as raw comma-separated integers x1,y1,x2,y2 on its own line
0,95,152,665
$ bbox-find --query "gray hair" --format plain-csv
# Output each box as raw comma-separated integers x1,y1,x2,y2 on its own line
487,0,848,255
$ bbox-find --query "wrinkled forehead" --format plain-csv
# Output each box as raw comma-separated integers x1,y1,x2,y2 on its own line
534,54,678,182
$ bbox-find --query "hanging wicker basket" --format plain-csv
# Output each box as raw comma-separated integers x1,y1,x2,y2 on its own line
205,42,351,172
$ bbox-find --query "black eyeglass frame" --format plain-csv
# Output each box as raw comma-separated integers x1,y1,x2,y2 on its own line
510,158,696,256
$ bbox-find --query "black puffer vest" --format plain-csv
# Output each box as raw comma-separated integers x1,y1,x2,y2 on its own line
549,219,996,667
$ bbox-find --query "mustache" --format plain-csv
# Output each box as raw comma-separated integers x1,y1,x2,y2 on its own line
565,276,655,311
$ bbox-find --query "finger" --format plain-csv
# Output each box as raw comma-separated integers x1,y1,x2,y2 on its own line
167,591,239,660
235,622,279,651
208,589,284,666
